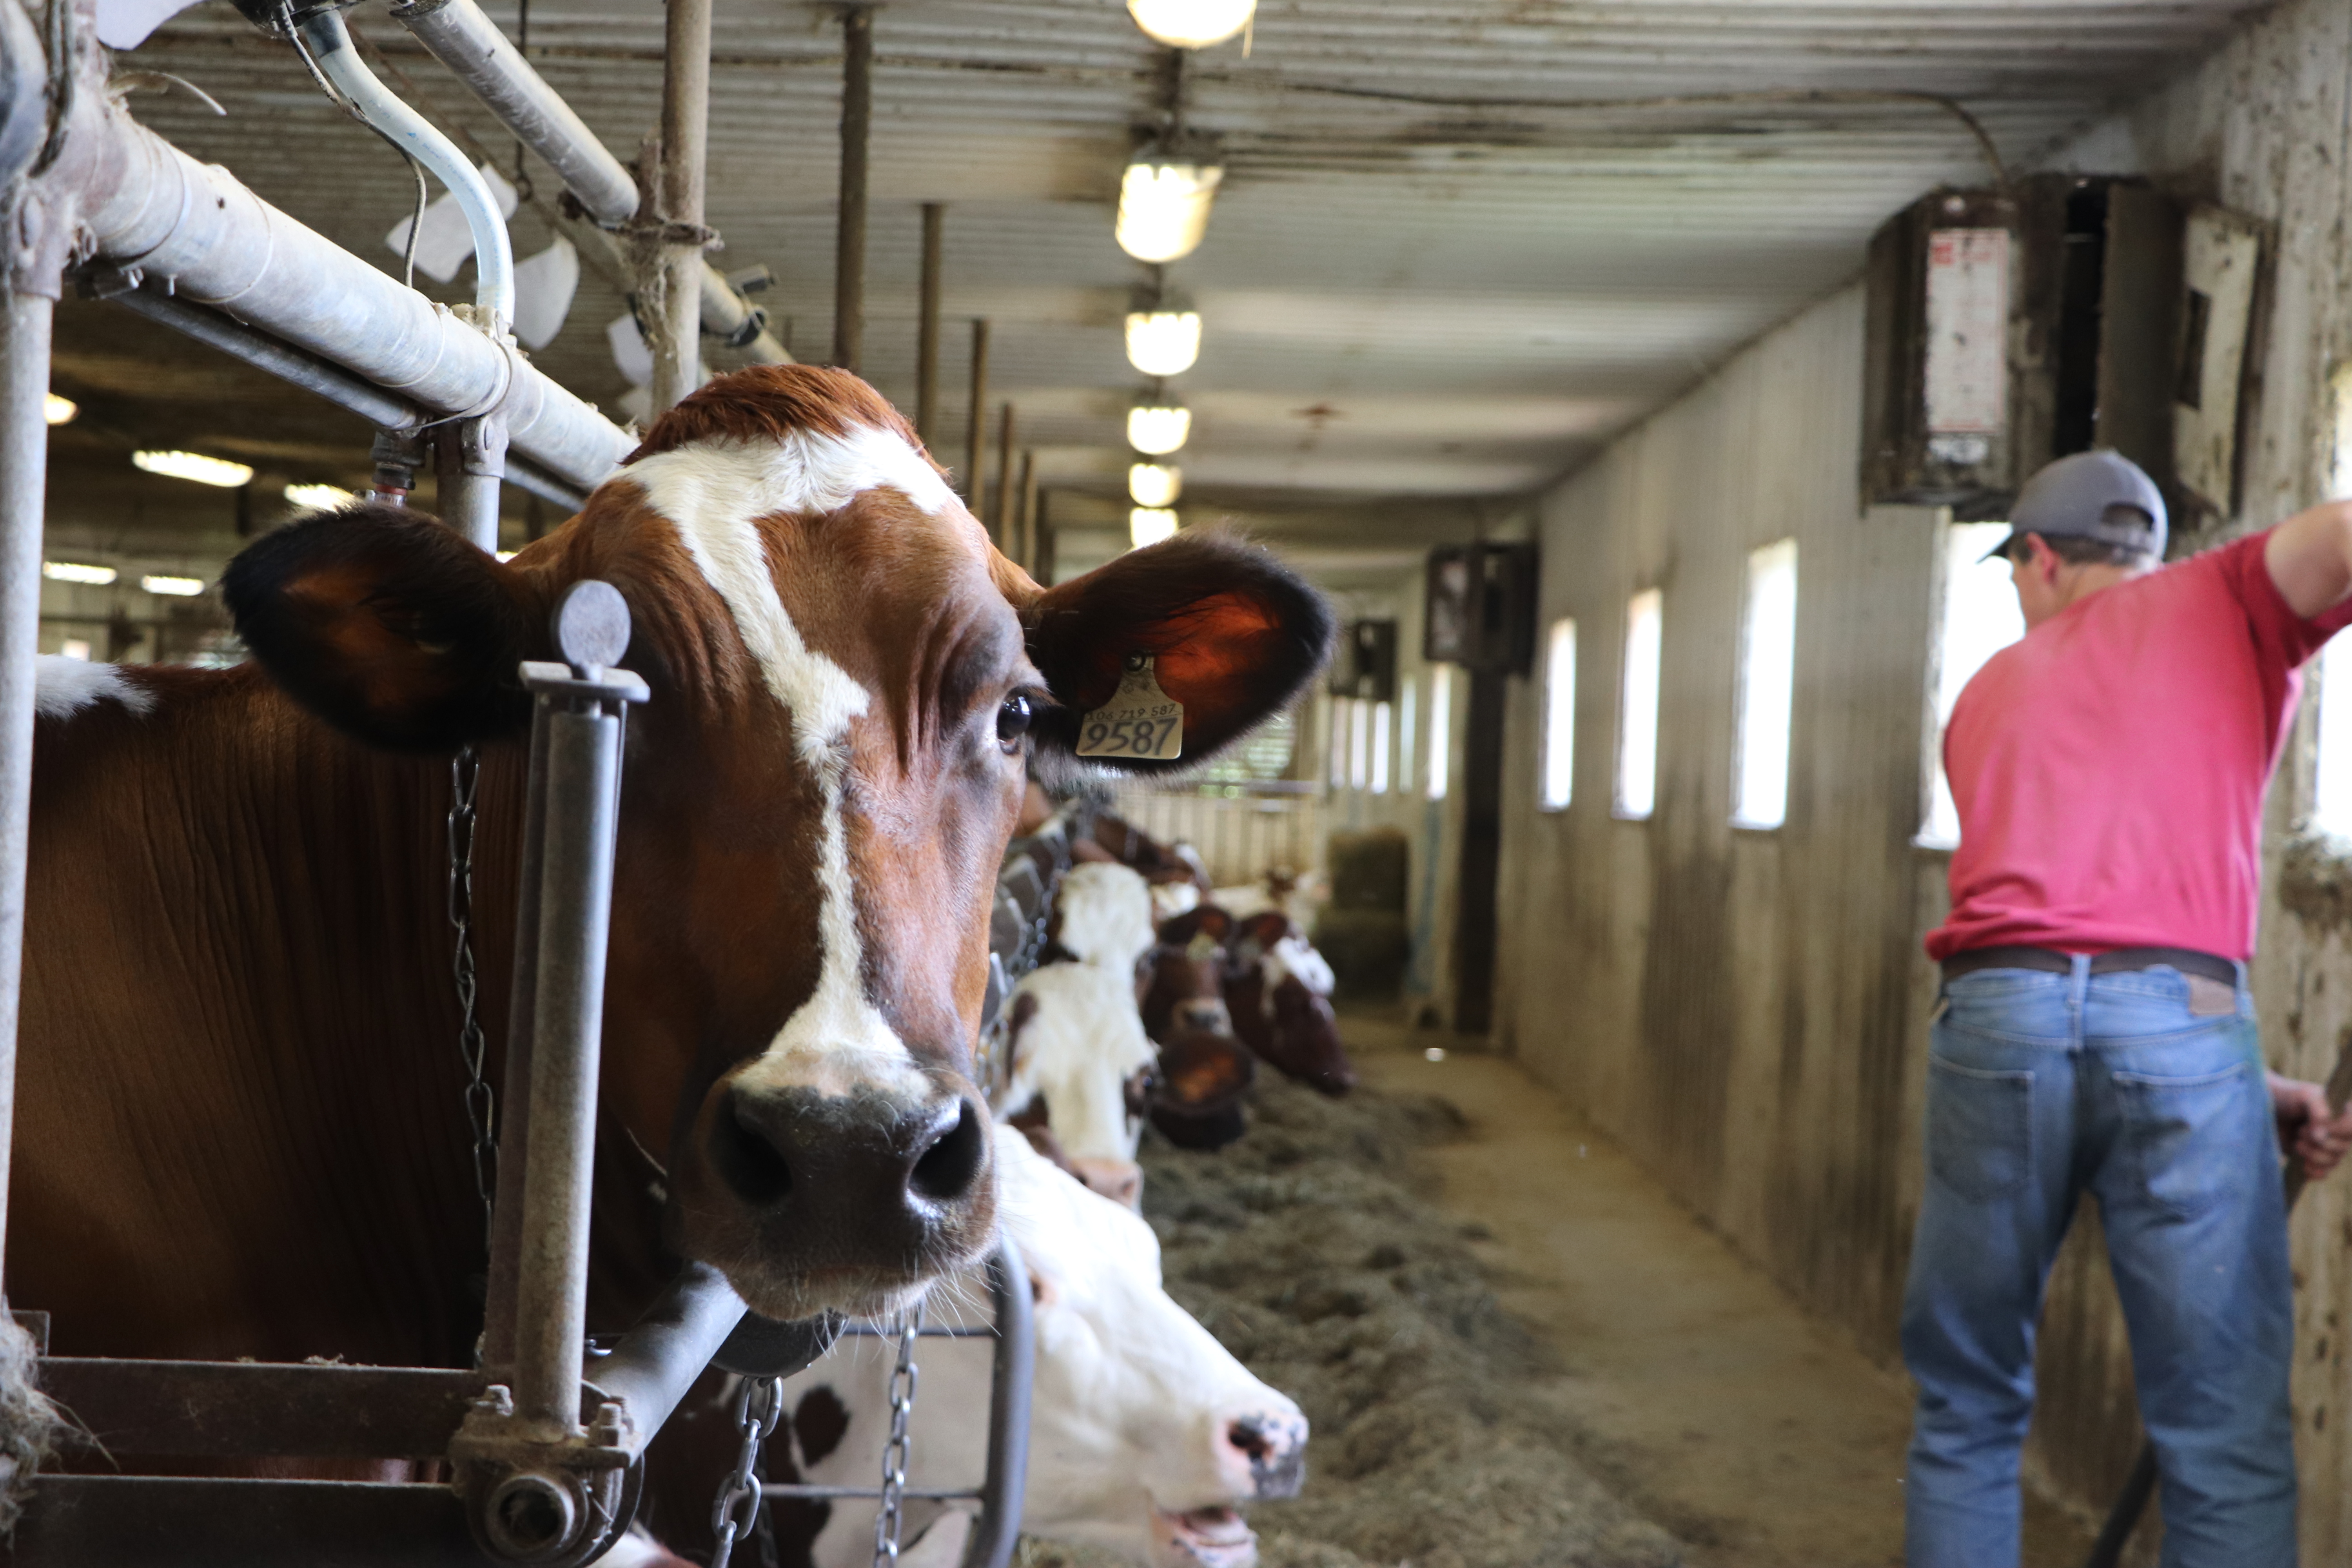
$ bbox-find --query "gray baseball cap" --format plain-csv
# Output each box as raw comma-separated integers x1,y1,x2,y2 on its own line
1982,450,2168,562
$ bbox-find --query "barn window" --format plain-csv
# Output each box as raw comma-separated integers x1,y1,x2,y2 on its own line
1540,617,1576,811
1616,589,1663,819
1347,697,1370,790
1732,542,1798,829
1398,675,1418,795
1920,519,2025,848
1370,700,1392,793
2314,638,2352,838
1426,665,1452,800
1325,695,1347,789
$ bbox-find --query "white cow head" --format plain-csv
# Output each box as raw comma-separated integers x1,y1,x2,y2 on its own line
1000,1127,1308,1565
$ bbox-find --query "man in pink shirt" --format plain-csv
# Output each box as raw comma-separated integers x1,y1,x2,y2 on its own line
1907,450,2352,1568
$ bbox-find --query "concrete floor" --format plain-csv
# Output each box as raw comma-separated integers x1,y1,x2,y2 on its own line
1349,1015,2099,1568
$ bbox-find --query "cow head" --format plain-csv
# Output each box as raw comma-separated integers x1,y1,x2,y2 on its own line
221,365,1332,1323
1227,912,1355,1095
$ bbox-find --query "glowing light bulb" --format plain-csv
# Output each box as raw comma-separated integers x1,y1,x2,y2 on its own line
141,573,206,597
41,561,115,585
44,394,75,425
1129,463,1182,508
1127,403,1192,456
1131,508,1179,548
1125,309,1202,376
132,450,254,488
1116,157,1223,263
1127,0,1255,48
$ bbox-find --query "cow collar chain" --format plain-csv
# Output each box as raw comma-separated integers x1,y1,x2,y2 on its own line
873,1303,923,1566
708,1375,786,1568
447,746,497,1254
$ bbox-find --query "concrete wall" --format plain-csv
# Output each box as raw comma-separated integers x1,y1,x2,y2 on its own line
1487,0,2352,1532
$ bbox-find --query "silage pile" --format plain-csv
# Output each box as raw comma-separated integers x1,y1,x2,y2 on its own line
1019,1073,1685,1568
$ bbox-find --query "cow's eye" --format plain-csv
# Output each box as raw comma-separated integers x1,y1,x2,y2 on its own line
996,693,1034,751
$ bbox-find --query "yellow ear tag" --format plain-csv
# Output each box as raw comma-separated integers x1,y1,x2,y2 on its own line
1077,653,1184,761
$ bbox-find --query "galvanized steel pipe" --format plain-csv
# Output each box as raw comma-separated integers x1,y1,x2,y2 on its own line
296,6,514,330
650,0,711,414
833,6,871,372
0,294,49,1288
63,89,632,493
916,202,942,444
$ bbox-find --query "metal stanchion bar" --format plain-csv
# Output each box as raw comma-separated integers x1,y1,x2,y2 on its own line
480,693,552,1369
581,1261,746,1448
0,293,51,1288
964,318,989,510
916,202,942,443
832,5,871,372
962,1236,1033,1568
649,0,711,415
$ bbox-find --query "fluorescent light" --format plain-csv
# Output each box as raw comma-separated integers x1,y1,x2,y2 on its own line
496,550,518,562
1117,156,1223,263
1128,0,1254,48
1131,508,1179,548
133,450,253,488
141,574,205,597
283,482,354,511
1129,462,1182,508
1125,309,1202,377
1128,403,1192,456
42,561,116,585
58,638,89,661
43,394,74,425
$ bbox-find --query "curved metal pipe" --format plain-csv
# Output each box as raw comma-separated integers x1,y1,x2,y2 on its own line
294,6,514,329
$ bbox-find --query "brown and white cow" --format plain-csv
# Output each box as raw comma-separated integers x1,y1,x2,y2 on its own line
8,365,1330,1376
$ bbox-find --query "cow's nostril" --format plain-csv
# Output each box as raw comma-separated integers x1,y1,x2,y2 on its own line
1227,1418,1272,1463
710,1088,793,1205
909,1099,986,1202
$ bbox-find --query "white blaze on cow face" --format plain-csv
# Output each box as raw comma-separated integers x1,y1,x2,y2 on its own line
780,1127,1308,1568
1005,964,1157,1168
623,428,958,1100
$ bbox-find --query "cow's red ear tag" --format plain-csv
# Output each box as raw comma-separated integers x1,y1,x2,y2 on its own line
1077,653,1183,761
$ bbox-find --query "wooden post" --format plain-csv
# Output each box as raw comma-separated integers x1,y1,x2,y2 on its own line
650,0,711,414
964,317,990,512
832,6,872,372
992,403,1016,550
1015,448,1037,573
916,203,943,445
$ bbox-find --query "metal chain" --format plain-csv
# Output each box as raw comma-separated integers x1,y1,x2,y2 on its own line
447,746,496,1252
873,1303,924,1567
708,1376,785,1568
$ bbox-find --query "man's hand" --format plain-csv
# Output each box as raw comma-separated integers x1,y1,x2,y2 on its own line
2268,1072,2352,1181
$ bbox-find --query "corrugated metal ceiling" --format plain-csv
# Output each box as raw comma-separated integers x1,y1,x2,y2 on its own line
55,0,2269,556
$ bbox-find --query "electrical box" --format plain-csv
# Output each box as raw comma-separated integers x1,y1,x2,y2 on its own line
1423,544,1537,675
1331,620,1398,702
1862,177,2184,519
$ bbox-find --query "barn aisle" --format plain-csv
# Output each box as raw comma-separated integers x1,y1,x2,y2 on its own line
1348,1017,2097,1568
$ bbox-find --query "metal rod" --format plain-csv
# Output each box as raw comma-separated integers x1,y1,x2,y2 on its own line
650,0,712,415
296,7,514,330
961,1237,1033,1568
832,5,871,372
389,0,637,226
105,280,422,431
1016,448,1036,574
0,292,51,1292
480,697,553,1369
991,402,1015,550
964,317,989,510
916,202,942,443
434,415,506,552
582,1261,747,1450
511,702,623,1434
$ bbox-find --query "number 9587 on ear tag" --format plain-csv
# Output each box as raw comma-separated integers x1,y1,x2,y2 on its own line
1078,654,1184,761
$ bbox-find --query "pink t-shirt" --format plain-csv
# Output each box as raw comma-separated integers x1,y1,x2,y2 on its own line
1928,530,2352,962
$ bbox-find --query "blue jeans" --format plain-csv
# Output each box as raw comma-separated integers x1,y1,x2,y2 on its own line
1902,959,2296,1568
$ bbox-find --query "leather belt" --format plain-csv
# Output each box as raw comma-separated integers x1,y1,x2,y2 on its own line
1940,945,2239,987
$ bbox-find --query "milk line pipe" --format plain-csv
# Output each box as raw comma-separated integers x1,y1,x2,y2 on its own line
383,0,789,363
294,5,515,331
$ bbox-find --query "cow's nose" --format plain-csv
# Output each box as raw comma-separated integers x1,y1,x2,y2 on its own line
709,1083,991,1216
1179,1001,1230,1033
1068,1156,1144,1211
1216,1408,1307,1500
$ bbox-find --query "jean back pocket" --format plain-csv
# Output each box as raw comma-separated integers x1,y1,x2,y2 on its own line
2112,1057,2261,1220
1927,1056,2034,1201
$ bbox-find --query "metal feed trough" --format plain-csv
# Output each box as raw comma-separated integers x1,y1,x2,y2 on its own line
0,0,1033,1561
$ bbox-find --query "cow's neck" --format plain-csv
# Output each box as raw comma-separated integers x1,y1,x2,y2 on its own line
16,667,664,1364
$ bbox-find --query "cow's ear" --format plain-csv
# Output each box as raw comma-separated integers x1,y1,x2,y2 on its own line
222,503,540,752
1020,531,1333,773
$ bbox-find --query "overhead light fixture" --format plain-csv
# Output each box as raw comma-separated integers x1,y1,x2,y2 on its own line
1131,508,1180,548
1125,307,1202,377
133,450,254,488
1117,150,1223,263
141,574,205,597
43,394,74,425
1129,462,1182,508
1128,0,1255,49
283,482,356,511
1128,400,1192,456
41,561,115,586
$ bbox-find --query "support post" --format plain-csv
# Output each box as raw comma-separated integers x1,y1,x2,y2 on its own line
992,403,1016,551
650,0,712,414
916,202,942,444
0,292,48,1289
435,415,507,553
832,6,871,372
1016,448,1037,575
964,318,990,512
